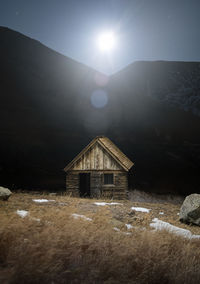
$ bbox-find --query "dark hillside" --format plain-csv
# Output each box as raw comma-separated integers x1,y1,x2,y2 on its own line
110,61,200,194
0,27,200,194
0,27,98,188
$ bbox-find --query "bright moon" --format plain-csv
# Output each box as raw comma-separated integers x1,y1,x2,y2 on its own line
97,31,116,52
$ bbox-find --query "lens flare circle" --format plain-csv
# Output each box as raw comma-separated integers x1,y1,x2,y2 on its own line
91,89,108,108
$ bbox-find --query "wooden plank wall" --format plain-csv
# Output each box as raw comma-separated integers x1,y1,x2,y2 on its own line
101,172,128,199
71,143,123,171
66,172,79,197
90,172,102,198
66,171,128,200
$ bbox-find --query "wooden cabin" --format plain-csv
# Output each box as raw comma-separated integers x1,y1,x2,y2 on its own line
64,136,134,199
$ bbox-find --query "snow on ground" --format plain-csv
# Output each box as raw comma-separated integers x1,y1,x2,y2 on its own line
94,202,122,206
71,213,92,221
31,217,40,222
33,199,55,203
16,210,41,222
125,224,133,229
131,207,151,213
113,227,132,235
159,212,164,215
16,210,29,218
113,227,120,232
150,218,200,239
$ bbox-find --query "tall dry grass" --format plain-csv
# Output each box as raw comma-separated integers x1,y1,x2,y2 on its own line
1,204,200,284
129,189,184,204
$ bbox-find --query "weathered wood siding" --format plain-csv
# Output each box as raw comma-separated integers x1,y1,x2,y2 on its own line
112,172,128,199
71,143,123,171
90,172,102,198
66,171,128,200
66,172,79,197
101,172,128,199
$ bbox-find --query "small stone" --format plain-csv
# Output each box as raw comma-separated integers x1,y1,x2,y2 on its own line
0,186,12,201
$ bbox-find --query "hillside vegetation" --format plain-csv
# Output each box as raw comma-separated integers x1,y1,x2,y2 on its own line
1,193,200,283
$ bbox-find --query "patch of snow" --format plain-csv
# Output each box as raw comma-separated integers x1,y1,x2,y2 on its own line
59,202,67,205
31,217,40,222
94,202,122,206
177,213,180,216
32,199,55,203
159,212,164,215
125,224,133,230
113,227,132,235
16,210,40,222
71,213,92,222
150,218,200,239
17,210,29,218
131,207,151,213
113,227,120,232
191,235,200,239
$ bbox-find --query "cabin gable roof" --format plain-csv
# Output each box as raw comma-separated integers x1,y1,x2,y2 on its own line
64,136,134,172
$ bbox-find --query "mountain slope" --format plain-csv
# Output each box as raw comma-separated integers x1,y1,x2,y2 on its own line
110,61,200,194
112,60,200,115
0,27,200,194
0,27,99,188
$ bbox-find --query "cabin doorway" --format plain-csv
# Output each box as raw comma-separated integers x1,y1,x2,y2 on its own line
79,173,90,197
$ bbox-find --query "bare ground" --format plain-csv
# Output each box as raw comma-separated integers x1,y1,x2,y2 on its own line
1,192,200,283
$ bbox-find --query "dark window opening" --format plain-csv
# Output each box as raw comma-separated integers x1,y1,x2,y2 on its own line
104,174,114,185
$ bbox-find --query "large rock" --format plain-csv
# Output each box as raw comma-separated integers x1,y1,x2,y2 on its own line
0,186,12,201
179,194,200,226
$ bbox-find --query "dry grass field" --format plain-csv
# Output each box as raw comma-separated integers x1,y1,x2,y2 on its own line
1,192,200,284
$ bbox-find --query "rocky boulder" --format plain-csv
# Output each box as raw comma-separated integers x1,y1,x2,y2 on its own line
0,186,12,201
179,194,200,226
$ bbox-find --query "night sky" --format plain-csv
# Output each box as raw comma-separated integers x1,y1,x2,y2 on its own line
1,0,200,74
